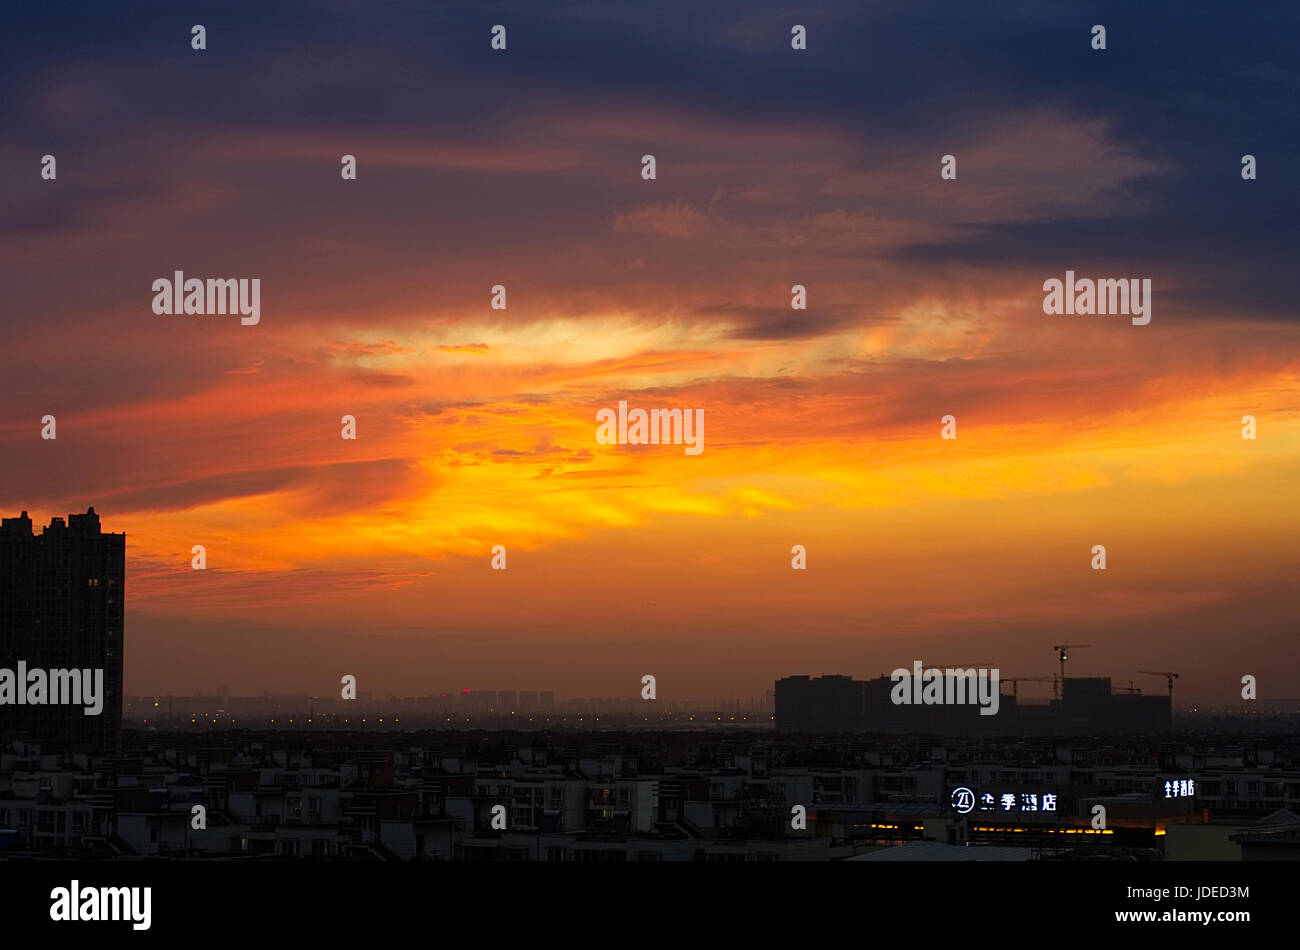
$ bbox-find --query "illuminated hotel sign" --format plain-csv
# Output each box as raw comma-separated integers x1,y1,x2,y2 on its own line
1163,779,1195,799
949,786,1057,815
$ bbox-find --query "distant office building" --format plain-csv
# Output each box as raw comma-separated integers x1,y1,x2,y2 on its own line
0,508,125,754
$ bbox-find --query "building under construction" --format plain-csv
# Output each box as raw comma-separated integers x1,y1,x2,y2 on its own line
775,673,1171,736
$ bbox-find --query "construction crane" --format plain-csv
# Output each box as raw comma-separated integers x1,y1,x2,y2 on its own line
1138,670,1180,703
1120,681,1142,695
1052,644,1091,696
1000,677,1057,702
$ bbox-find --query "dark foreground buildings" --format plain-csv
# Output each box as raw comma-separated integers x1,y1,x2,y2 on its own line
3,727,1297,860
0,508,124,754
775,673,1171,735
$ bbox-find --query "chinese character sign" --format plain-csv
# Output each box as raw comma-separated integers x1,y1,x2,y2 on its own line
949,788,1059,814
1163,778,1196,799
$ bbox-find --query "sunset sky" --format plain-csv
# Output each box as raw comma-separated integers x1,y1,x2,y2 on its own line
2,1,1297,703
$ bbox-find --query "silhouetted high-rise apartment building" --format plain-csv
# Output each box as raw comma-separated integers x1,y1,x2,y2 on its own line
0,508,125,754
775,675,865,732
